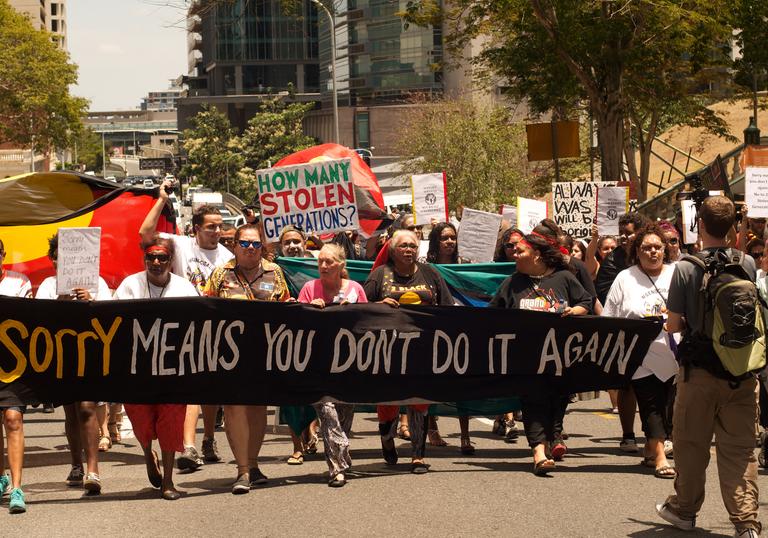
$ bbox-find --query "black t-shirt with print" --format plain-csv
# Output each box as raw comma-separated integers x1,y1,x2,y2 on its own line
364,262,454,306
489,269,593,313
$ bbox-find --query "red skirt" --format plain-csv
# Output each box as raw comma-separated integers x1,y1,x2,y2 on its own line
123,404,185,453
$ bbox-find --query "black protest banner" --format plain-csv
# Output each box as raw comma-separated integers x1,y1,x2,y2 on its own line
0,297,662,406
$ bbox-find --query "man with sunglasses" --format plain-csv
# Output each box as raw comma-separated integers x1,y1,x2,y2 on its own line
140,179,234,471
114,236,198,500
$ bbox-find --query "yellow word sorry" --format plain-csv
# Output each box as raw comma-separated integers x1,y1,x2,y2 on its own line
0,318,122,383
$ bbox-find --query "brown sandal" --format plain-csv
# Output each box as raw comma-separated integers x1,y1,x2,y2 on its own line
108,420,121,444
428,429,448,447
397,424,411,440
98,435,111,452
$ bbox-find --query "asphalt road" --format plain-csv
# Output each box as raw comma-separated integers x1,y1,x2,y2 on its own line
3,395,763,537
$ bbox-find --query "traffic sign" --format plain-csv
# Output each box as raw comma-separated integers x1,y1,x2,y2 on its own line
139,157,172,170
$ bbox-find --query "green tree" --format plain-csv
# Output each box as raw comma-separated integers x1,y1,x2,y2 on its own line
402,0,737,201
180,104,244,195
395,99,589,211
237,97,317,201
732,1,768,120
0,0,88,152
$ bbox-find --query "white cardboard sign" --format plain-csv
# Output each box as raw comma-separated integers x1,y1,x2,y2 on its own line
681,200,698,245
411,173,448,225
500,204,517,225
595,186,629,236
551,181,617,239
56,227,101,296
516,197,547,234
746,167,768,218
457,208,503,263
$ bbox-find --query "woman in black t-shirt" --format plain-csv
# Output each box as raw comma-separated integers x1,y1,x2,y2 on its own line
490,232,592,476
364,230,453,474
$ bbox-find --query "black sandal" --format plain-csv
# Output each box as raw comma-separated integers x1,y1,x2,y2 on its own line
460,436,475,455
410,462,429,474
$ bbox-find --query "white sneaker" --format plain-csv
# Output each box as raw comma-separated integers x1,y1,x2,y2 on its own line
655,502,696,531
734,529,759,538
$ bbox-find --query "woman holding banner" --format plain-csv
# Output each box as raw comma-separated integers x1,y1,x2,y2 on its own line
489,231,593,476
364,229,454,474
114,235,199,500
297,243,367,487
602,223,677,479
204,224,291,494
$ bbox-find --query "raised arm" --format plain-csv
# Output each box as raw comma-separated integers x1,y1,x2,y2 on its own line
139,179,172,244
584,225,600,279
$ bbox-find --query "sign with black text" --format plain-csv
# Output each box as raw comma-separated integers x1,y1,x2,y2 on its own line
411,173,448,225
257,159,359,242
55,227,101,296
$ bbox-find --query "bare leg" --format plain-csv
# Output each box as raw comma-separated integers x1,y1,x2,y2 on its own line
182,404,199,447
79,402,100,475
96,404,108,439
223,405,249,475
247,405,267,467
201,405,217,441
289,430,303,459
161,450,176,492
4,410,23,488
63,404,83,467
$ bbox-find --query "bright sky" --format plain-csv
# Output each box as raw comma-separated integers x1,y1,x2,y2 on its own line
68,0,188,111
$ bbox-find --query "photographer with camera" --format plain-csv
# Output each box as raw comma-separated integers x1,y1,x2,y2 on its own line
656,196,761,537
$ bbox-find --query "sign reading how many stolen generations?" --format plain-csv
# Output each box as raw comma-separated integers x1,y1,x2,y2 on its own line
257,158,359,242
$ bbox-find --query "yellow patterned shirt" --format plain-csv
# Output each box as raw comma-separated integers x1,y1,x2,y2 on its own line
203,259,290,302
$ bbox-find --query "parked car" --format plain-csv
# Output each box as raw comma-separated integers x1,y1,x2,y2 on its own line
143,179,155,189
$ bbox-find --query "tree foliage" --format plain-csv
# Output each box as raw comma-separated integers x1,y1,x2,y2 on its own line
395,99,589,212
0,0,88,151
181,99,317,201
403,0,741,201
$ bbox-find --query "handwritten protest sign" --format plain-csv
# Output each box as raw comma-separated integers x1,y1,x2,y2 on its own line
517,197,547,233
746,167,768,218
457,208,503,263
681,200,698,245
595,186,629,236
552,181,618,239
500,204,517,225
412,173,448,225
257,158,359,242
56,227,101,296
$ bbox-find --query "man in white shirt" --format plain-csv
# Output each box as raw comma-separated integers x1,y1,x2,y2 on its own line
139,179,233,470
35,233,112,495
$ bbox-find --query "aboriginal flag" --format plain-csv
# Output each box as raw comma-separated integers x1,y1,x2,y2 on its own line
274,144,389,237
0,171,175,290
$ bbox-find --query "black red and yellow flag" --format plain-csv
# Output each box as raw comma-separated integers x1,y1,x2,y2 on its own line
0,172,175,290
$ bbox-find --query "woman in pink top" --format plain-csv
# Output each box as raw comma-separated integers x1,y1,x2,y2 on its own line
298,244,367,487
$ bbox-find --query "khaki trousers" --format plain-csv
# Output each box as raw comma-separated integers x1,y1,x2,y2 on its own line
664,367,761,533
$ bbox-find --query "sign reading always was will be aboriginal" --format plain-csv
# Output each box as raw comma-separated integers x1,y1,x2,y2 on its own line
257,158,359,242
0,297,661,406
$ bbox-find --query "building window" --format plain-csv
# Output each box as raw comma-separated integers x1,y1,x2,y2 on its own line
50,3,57,15
355,112,370,149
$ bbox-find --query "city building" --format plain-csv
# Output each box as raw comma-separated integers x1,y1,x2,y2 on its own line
8,0,66,49
141,83,184,111
178,0,321,131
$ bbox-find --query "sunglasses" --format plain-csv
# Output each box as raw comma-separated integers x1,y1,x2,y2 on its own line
238,240,262,249
145,253,170,263
503,242,517,249
405,225,421,231
751,251,764,259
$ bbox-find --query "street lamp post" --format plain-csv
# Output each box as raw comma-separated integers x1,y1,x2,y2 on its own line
311,0,339,144
101,131,106,178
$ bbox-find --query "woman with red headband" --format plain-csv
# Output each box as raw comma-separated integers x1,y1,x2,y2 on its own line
489,231,592,476
113,235,199,500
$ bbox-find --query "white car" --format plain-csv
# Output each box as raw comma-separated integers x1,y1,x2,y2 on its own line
143,179,155,189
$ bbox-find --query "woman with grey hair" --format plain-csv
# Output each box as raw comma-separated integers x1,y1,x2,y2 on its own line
364,230,454,473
